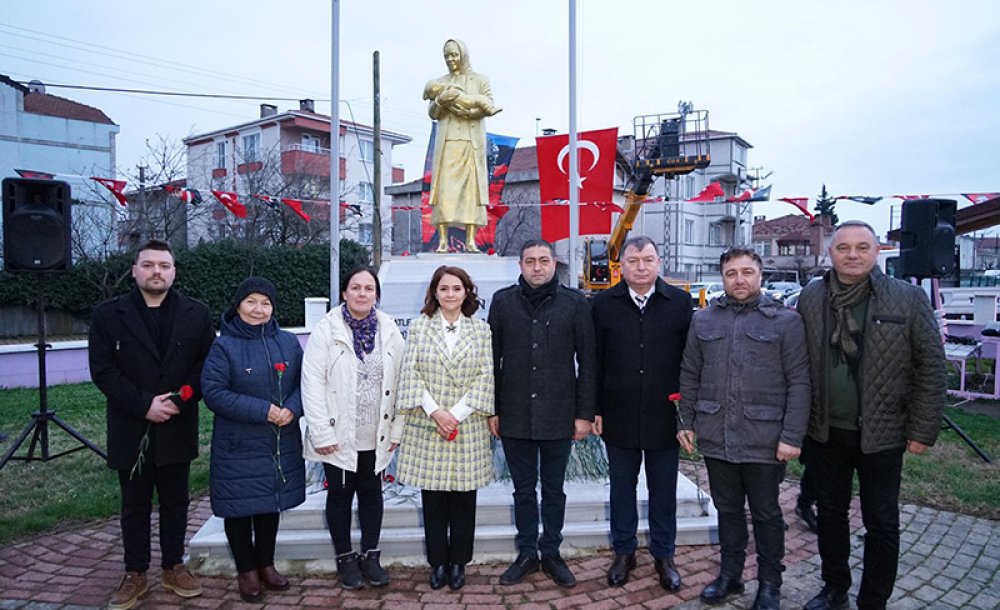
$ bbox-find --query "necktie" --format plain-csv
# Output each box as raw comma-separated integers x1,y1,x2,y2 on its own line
635,295,647,311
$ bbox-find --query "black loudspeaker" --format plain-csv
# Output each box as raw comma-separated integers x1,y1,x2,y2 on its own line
898,198,956,278
2,178,72,272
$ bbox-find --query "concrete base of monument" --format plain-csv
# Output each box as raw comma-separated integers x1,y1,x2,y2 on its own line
376,254,522,330
189,469,717,575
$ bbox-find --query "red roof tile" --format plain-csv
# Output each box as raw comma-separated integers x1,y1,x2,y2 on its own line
23,92,116,125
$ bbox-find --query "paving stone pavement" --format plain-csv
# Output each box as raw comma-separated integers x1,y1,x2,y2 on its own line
1,469,997,610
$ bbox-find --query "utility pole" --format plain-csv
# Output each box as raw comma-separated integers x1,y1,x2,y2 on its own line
329,0,341,301
372,50,382,270
138,165,148,240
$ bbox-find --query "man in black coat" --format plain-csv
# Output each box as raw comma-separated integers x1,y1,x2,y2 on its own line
488,239,596,588
591,236,692,591
89,240,215,610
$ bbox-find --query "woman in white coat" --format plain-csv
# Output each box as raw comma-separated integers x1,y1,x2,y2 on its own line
301,267,405,590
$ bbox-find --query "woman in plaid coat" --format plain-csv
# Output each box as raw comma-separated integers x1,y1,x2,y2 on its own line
393,265,495,591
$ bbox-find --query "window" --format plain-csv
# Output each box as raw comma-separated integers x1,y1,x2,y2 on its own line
302,134,321,152
359,139,375,162
754,240,772,256
339,134,346,156
709,224,722,246
734,143,747,166
359,182,374,203
215,141,226,169
359,222,373,245
684,219,694,244
243,133,260,162
779,243,796,256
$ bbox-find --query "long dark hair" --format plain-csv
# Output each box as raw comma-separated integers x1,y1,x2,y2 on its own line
420,265,480,318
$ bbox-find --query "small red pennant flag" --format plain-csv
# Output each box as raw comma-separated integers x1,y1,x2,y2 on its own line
778,197,815,222
15,169,56,179
963,193,1000,204
211,190,248,218
687,181,725,202
91,177,128,206
280,198,311,222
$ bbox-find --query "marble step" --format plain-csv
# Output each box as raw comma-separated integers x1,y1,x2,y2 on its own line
190,472,718,573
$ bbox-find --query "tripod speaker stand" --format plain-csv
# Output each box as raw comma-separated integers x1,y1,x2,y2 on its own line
0,275,107,468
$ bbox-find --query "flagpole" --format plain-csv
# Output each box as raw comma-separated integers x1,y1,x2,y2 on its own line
330,0,341,302
568,0,579,287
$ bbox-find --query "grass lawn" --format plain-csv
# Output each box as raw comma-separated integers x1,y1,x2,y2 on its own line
0,384,997,546
0,383,212,545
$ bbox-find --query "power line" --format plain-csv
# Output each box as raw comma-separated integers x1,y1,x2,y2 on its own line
16,81,331,102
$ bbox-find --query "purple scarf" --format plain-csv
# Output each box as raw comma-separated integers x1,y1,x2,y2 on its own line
342,305,378,360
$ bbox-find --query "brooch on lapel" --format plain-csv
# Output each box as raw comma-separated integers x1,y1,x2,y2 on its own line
245,368,253,374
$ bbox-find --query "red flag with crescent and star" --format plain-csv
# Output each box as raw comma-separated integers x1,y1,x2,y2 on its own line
211,190,248,218
536,127,618,242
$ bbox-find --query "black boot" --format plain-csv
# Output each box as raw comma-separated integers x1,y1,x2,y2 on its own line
358,549,390,587
335,551,364,590
429,564,448,590
700,575,744,605
751,581,780,610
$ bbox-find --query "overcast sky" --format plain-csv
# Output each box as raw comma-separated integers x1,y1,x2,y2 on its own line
3,0,998,238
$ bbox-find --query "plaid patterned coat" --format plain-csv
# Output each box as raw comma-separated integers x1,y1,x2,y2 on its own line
393,312,495,491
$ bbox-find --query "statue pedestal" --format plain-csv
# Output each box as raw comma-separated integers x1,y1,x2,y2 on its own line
376,253,521,335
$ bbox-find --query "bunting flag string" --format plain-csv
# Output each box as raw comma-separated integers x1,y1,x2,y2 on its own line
210,190,248,218
280,198,311,222
777,197,816,222
835,195,882,205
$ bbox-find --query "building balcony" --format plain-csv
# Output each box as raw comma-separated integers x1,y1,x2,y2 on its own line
280,145,346,177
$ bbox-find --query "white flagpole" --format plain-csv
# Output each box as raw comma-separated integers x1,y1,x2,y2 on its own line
568,0,579,287
330,0,341,302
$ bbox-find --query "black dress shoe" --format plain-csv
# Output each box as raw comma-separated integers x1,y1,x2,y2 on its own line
499,552,539,585
797,498,818,532
804,585,849,610
429,564,448,590
751,581,781,610
540,554,576,588
606,553,636,587
448,564,466,591
699,576,744,605
654,557,682,591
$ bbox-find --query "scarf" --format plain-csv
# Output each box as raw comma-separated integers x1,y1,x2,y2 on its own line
519,274,559,309
342,305,378,360
827,271,871,379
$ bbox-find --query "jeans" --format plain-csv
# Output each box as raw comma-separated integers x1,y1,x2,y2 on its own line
117,461,191,573
704,458,786,584
813,427,904,610
606,444,679,558
323,450,383,555
223,513,280,573
501,436,572,557
421,490,477,567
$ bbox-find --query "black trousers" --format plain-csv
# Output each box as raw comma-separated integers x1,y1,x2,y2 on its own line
501,436,572,557
421,490,477,567
223,513,280,573
799,437,817,506
704,458,787,585
117,461,191,573
606,444,679,558
813,428,904,610
323,450,383,555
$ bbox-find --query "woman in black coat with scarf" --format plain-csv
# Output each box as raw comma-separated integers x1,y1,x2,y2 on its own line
201,277,306,602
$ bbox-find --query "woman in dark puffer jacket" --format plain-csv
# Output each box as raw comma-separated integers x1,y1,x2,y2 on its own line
202,277,305,602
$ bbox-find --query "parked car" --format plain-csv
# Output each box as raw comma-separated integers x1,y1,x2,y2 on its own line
765,281,801,303
688,282,725,306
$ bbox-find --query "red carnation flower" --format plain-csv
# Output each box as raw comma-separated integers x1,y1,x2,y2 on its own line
274,362,287,373
668,392,682,402
177,385,194,402
447,429,458,442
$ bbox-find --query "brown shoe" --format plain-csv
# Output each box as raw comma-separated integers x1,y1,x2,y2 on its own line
237,570,264,602
162,564,203,598
109,571,148,610
257,565,291,591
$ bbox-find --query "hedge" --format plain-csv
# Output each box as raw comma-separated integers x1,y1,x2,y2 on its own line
0,239,371,329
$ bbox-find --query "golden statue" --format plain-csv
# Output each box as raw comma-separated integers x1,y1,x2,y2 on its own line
425,39,500,253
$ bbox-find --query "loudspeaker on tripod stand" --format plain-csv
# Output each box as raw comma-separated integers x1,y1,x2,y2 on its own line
2,177,72,272
898,198,956,278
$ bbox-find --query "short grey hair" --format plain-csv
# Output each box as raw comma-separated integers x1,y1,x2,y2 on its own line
621,235,658,257
833,220,878,241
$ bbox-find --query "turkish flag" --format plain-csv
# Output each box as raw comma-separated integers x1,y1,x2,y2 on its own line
687,181,724,203
536,127,618,242
281,198,312,222
211,190,248,218
778,197,815,222
91,177,128,206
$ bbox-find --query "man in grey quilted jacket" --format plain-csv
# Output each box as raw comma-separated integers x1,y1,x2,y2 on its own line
678,246,810,610
797,221,945,610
